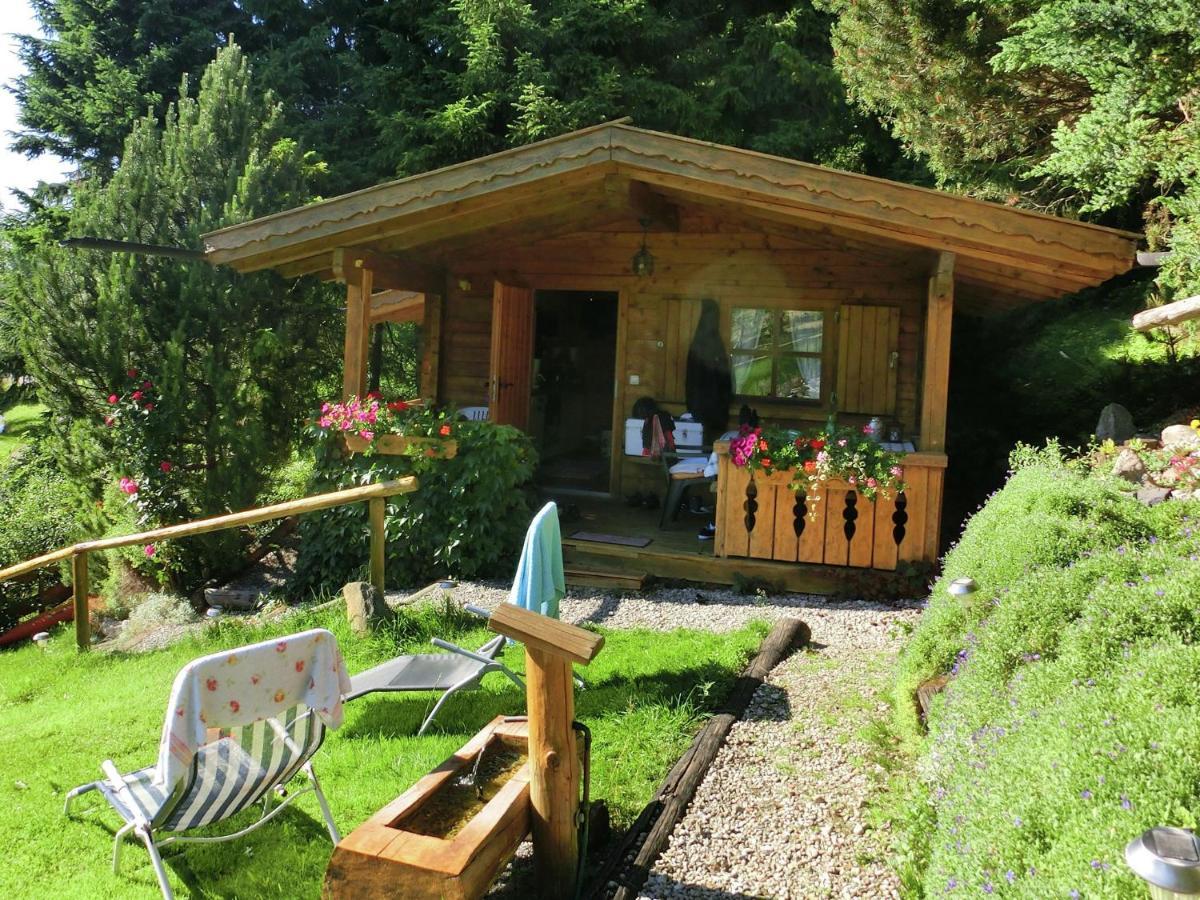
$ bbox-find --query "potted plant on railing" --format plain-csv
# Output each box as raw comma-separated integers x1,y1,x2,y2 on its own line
314,395,459,459
727,424,907,509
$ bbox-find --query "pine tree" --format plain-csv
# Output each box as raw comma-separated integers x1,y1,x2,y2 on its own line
9,43,340,588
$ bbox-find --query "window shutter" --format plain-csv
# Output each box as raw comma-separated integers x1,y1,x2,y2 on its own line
836,305,900,415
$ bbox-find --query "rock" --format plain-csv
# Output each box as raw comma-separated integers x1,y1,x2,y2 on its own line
1096,403,1136,443
1111,448,1147,483
343,581,393,635
1161,424,1200,451
1136,485,1172,507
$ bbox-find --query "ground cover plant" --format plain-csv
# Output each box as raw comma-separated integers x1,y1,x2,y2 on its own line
0,602,765,898
890,444,1200,897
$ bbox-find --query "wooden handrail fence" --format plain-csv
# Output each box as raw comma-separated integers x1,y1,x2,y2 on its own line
0,477,418,651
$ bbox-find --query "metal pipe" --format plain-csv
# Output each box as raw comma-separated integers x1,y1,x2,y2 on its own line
58,237,206,261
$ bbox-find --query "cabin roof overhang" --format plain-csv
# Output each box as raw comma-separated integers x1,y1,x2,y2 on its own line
201,121,1141,313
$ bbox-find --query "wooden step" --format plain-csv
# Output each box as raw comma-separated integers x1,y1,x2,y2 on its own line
564,567,648,591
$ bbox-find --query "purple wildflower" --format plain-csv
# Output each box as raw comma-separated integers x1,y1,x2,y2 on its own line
1121,795,1132,810
1081,789,1093,800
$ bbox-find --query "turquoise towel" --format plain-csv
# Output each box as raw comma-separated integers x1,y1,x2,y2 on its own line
508,502,565,619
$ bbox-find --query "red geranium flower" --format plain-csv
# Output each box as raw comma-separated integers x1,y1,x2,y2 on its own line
803,460,817,474
810,439,825,450
160,461,173,473
439,424,452,436
131,390,143,401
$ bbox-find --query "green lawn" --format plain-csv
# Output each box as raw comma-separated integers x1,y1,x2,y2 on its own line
0,402,47,464
0,603,765,898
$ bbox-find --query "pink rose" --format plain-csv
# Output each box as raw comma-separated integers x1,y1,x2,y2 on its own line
866,477,878,488
890,465,904,478
144,544,156,557
160,461,173,473
127,368,138,378
107,394,118,404
131,390,143,401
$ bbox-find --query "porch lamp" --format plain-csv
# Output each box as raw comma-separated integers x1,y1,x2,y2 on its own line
1126,827,1200,898
631,217,655,277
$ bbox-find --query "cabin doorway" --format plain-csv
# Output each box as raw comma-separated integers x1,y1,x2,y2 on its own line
531,289,619,493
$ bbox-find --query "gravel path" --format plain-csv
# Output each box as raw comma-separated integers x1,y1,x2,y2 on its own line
635,601,921,900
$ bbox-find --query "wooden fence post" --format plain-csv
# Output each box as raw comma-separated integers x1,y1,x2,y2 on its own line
368,497,386,595
72,552,90,650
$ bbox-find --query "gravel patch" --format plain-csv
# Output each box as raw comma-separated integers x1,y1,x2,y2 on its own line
395,580,915,633
635,602,920,900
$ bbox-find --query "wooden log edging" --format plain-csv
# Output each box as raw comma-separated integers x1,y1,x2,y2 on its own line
600,617,811,900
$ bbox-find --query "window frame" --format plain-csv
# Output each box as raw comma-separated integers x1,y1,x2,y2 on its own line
729,306,828,405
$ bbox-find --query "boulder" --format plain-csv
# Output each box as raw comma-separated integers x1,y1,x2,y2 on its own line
1111,447,1146,483
1137,484,1172,507
1096,403,1136,443
1161,424,1200,451
343,581,393,636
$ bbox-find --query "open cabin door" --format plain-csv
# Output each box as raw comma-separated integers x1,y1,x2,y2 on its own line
488,279,535,429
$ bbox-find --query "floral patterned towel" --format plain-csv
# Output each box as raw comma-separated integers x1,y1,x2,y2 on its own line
155,628,351,789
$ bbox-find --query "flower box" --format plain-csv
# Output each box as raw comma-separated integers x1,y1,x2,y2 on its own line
342,434,458,458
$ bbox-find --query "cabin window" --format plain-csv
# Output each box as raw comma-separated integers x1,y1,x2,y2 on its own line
730,307,824,402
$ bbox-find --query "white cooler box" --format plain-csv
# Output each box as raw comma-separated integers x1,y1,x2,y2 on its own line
624,417,705,457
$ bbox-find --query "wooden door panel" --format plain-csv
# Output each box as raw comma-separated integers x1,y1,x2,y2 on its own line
837,305,900,416
489,280,534,429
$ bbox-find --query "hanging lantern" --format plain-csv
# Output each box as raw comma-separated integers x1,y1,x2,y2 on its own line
631,217,655,277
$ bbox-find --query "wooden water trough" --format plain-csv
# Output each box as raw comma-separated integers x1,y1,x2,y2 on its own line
324,604,604,899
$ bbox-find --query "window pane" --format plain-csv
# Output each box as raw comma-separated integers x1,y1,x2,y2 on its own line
732,351,772,396
731,308,773,351
777,355,821,400
781,310,823,353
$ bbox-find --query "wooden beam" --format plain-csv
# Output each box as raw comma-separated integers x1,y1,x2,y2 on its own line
920,252,955,452
1133,295,1200,332
342,265,372,400
369,289,424,324
332,247,444,295
607,177,679,231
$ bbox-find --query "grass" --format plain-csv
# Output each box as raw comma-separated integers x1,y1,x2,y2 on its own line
0,402,47,464
0,602,766,899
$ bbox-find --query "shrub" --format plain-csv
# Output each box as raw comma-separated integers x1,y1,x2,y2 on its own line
291,420,537,594
0,444,80,632
895,442,1200,897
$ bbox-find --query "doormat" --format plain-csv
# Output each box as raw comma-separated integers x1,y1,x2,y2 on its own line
569,532,652,548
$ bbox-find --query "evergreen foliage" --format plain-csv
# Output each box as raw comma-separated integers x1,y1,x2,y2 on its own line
820,0,1200,295
8,44,340,589
13,1,904,194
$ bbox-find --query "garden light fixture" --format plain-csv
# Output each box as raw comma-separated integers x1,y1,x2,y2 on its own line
32,631,49,651
1126,827,1200,898
948,577,977,597
631,217,655,276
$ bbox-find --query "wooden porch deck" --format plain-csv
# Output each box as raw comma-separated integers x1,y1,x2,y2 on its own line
544,492,843,595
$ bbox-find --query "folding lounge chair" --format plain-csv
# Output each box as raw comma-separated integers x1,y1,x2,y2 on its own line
344,626,526,735
64,628,350,900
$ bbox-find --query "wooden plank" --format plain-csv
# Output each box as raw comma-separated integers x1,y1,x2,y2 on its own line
848,491,875,569
871,492,899,572
333,247,445,295
920,252,955,451
720,464,752,557
488,603,605,666
713,445,731,558
747,476,776,560
823,487,851,567
797,486,826,564
897,467,930,563
342,267,372,400
884,307,900,416
771,484,800,563
1133,295,1200,331
859,306,878,413
72,553,89,651
488,280,535,429
923,468,945,563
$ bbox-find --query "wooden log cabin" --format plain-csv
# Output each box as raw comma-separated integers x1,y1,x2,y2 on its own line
202,121,1140,591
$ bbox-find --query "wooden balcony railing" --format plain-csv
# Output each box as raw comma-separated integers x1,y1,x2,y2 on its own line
713,444,945,571
0,478,418,651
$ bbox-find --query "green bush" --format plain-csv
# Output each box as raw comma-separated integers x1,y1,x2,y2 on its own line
291,421,537,594
895,444,1200,896
0,444,81,632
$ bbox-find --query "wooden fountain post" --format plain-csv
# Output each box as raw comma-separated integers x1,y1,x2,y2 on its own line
487,604,604,899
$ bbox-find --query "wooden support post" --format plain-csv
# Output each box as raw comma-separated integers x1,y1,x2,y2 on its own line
342,265,373,400
486,603,604,900
526,646,579,899
368,497,386,595
920,251,955,452
72,552,89,650
420,292,443,401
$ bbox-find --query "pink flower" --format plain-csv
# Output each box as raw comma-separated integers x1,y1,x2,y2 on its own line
159,461,173,473
144,402,154,411
104,416,114,427
320,402,331,414
131,390,143,401
107,394,118,404
142,380,152,391
866,477,878,488
127,368,138,378
837,439,847,447
359,430,374,441
848,476,857,485
118,477,139,495
862,424,873,434
890,465,904,478
318,416,332,428
144,544,156,557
